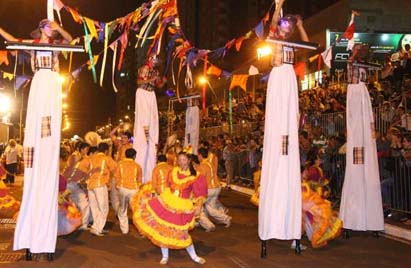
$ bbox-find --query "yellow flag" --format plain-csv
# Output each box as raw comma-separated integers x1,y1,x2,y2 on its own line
229,74,248,91
85,17,98,40
3,72,14,80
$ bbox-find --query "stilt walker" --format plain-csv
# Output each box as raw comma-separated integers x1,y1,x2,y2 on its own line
133,55,165,183
339,43,384,237
258,0,316,257
0,2,79,259
184,98,200,155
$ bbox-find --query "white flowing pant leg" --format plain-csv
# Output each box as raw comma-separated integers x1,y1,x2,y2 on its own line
199,194,215,231
205,188,230,224
117,187,137,234
110,178,120,213
89,185,108,233
67,182,90,227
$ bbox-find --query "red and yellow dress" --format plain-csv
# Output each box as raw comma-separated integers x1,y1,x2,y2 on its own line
0,180,20,219
57,175,82,236
132,167,207,249
302,166,342,248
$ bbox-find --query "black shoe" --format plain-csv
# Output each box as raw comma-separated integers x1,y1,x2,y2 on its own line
26,249,32,261
261,240,267,259
294,240,302,255
47,253,54,261
373,231,380,238
343,229,350,239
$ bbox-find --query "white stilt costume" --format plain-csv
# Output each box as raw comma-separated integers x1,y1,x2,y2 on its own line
184,99,200,155
133,62,159,183
14,52,62,253
339,61,384,231
259,62,302,240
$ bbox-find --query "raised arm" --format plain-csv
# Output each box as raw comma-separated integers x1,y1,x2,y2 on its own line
0,27,19,42
270,0,285,31
296,16,309,42
49,21,72,43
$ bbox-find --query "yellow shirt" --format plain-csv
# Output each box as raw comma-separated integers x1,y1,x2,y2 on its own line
115,158,142,190
151,162,173,194
79,153,117,190
200,160,220,189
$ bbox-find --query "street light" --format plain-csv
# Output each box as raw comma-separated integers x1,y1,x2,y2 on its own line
257,44,273,60
0,93,11,113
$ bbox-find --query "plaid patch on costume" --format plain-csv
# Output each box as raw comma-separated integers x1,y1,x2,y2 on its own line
41,116,51,138
282,135,289,156
24,147,34,168
353,147,364,164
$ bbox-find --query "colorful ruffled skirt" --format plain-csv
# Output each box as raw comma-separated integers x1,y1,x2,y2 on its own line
302,182,342,248
132,185,196,249
57,190,82,236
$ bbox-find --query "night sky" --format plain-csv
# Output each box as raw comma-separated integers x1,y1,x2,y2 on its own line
0,0,338,138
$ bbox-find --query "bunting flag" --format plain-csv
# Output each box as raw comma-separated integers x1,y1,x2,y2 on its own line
0,51,9,66
100,23,109,87
82,18,97,83
15,75,31,90
235,36,245,51
321,46,332,68
294,62,306,79
111,41,119,92
206,65,222,77
2,72,14,80
85,17,98,40
341,11,359,51
229,74,248,91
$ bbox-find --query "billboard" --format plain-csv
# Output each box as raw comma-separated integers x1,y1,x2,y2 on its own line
327,31,411,71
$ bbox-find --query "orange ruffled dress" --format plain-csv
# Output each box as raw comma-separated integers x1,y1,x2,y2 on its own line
132,167,207,249
57,175,82,236
0,180,20,219
302,166,342,248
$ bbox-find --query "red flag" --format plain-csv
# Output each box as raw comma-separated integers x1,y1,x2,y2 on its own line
0,51,9,66
294,62,305,79
206,65,222,77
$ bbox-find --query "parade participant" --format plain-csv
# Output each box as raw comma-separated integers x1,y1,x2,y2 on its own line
115,148,142,234
133,55,166,183
1,139,20,185
133,152,207,265
259,0,309,254
0,179,20,220
184,98,200,155
79,143,117,236
110,126,133,214
64,142,91,230
151,154,173,195
0,19,72,259
301,149,342,248
197,148,231,232
57,174,81,236
339,43,384,238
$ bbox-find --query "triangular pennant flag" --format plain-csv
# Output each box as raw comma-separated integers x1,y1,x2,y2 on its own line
248,65,259,75
0,51,9,66
53,0,64,11
206,65,222,77
235,36,245,51
229,74,248,91
71,66,83,80
85,17,98,40
67,7,82,23
321,46,332,68
254,21,264,39
3,72,14,80
294,62,306,79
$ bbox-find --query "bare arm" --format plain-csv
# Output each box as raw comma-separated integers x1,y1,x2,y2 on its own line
271,0,285,30
49,21,72,43
296,16,309,42
0,27,22,42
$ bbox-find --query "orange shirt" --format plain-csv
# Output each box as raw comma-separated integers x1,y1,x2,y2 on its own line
114,158,142,190
200,159,220,189
79,153,117,190
206,153,220,187
115,143,133,161
151,162,173,194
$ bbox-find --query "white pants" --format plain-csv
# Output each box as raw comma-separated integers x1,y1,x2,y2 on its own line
67,182,90,227
110,178,120,213
88,185,108,233
117,187,137,234
199,187,230,230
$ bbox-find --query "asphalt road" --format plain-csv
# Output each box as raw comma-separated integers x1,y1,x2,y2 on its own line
1,186,410,268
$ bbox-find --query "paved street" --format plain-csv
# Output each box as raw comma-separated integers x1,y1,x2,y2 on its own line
1,185,410,268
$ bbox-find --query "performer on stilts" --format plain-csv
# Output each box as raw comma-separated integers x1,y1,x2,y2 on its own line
0,17,72,260
259,0,310,256
184,98,200,155
339,41,384,238
133,55,166,183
